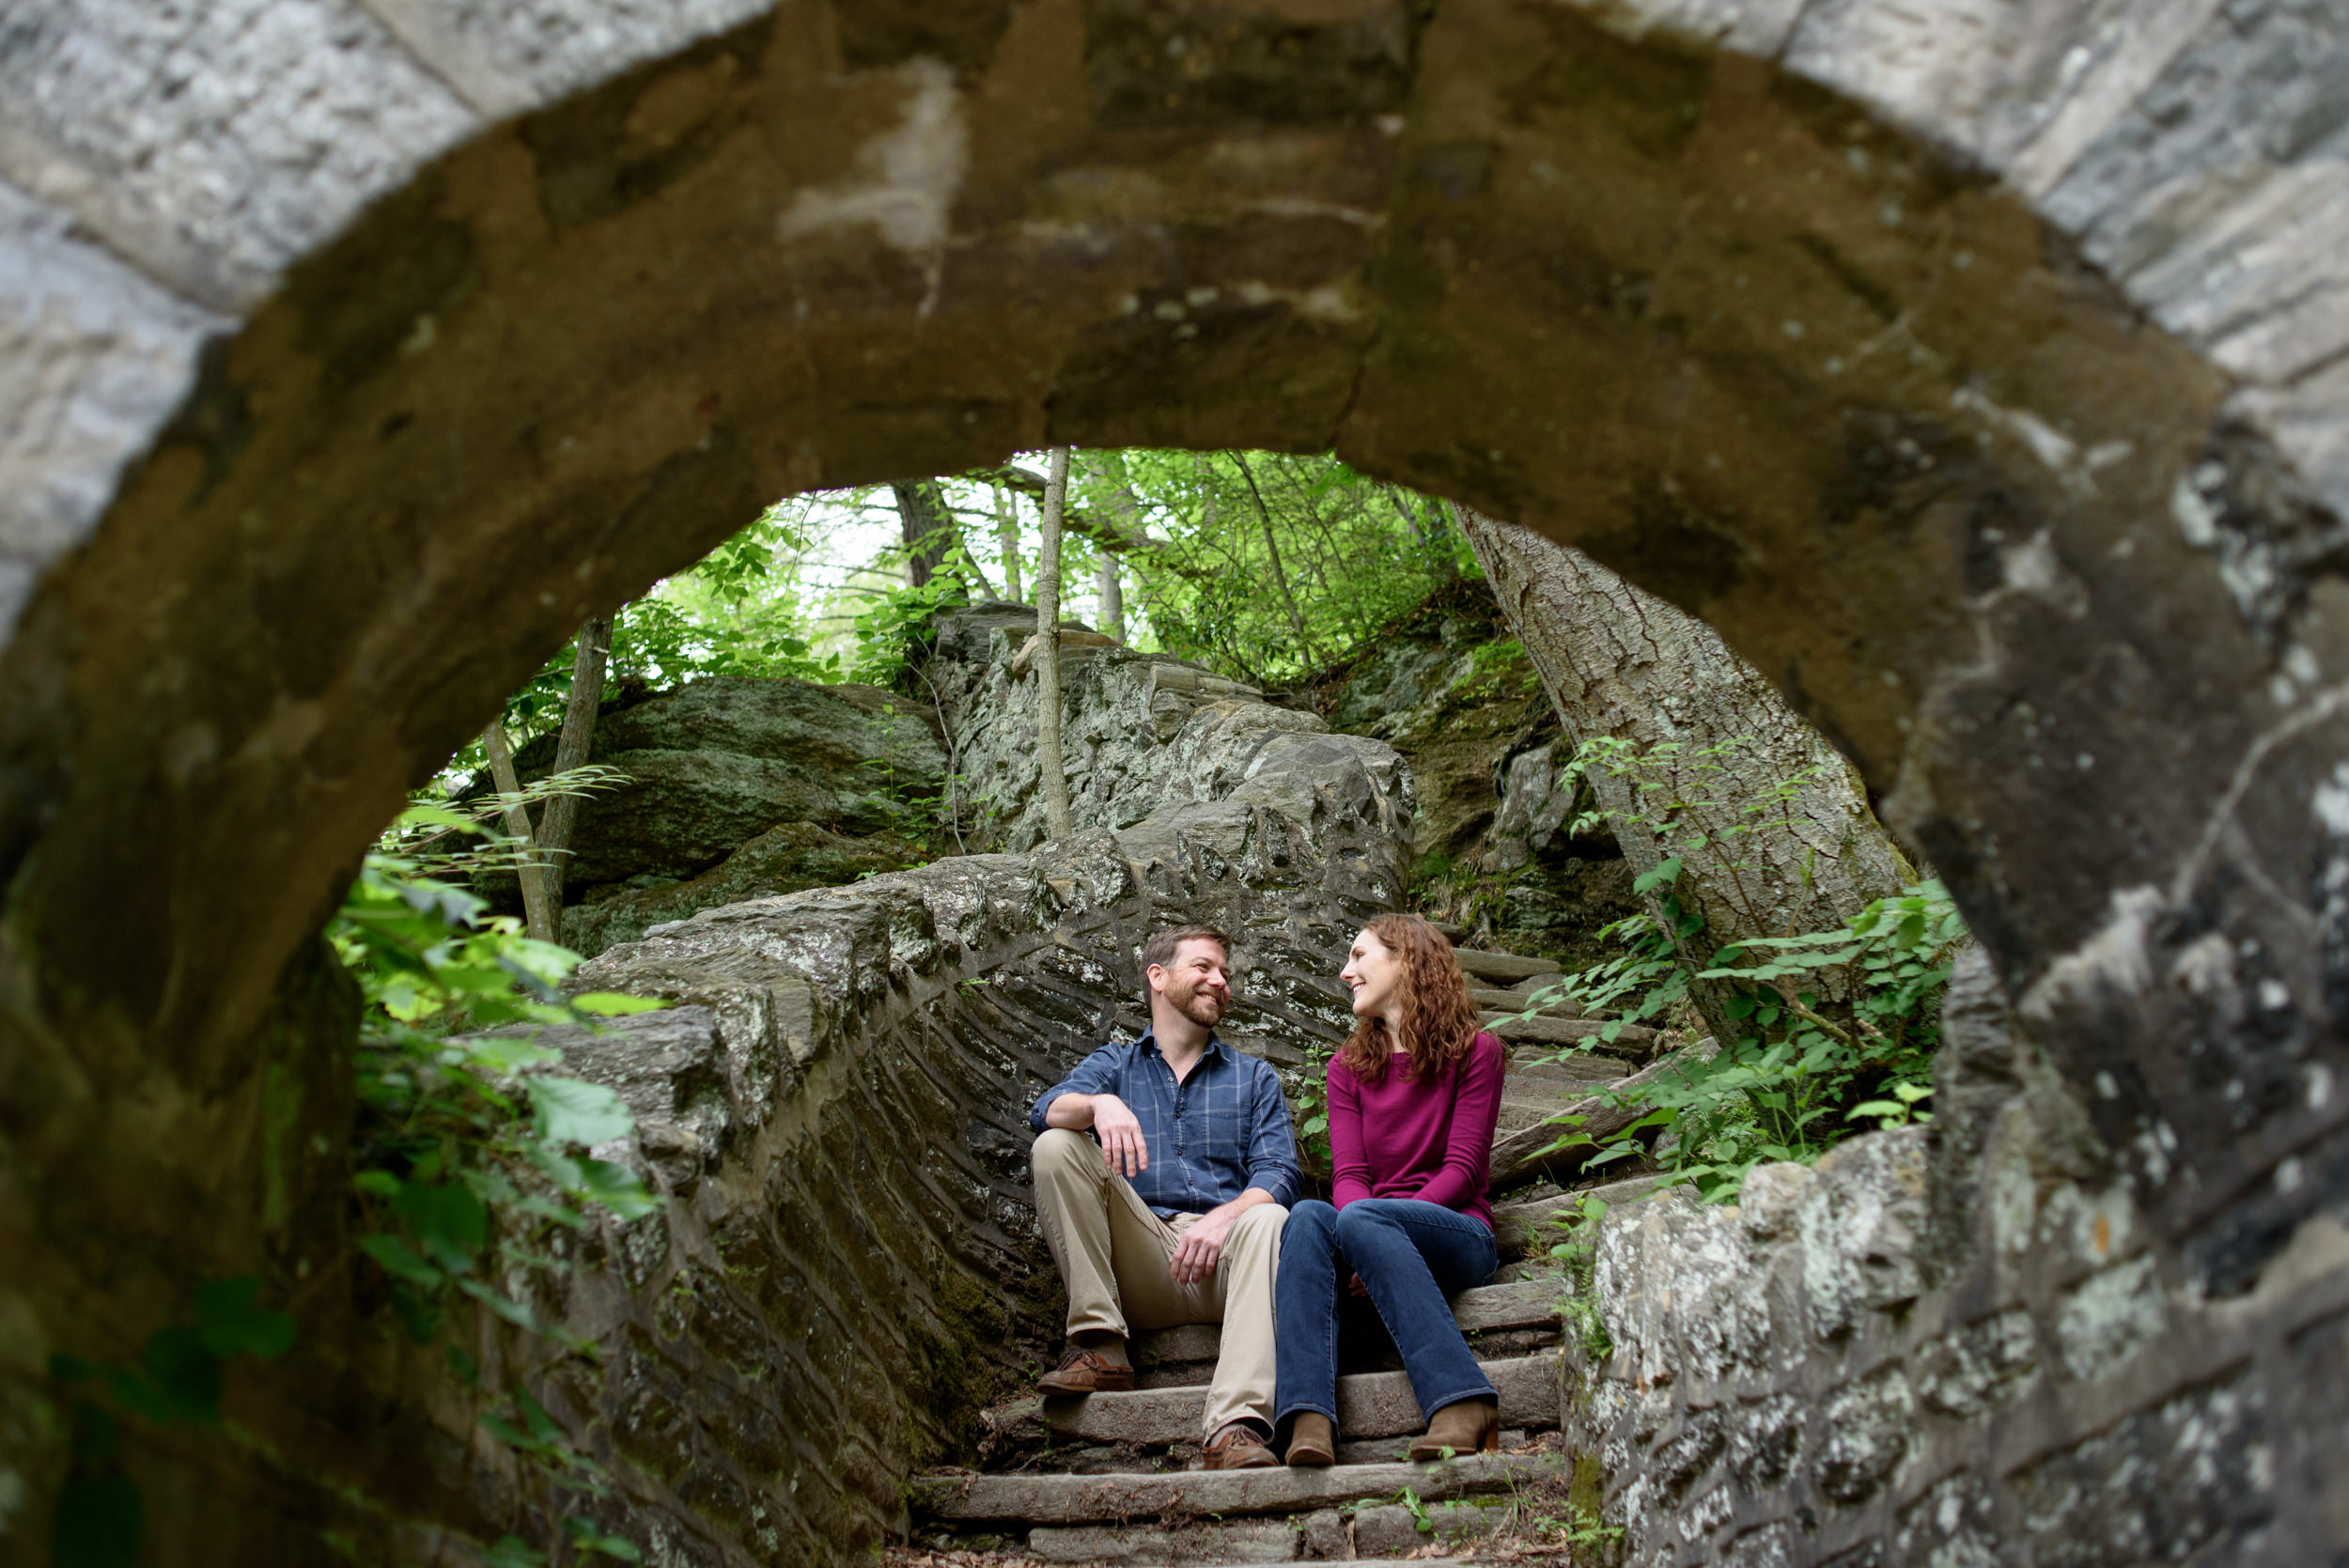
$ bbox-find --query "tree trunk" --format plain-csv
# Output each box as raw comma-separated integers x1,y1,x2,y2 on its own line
992,483,1022,601
1095,554,1124,644
893,480,955,588
481,720,556,943
534,615,614,914
1034,449,1075,840
1453,506,1914,1038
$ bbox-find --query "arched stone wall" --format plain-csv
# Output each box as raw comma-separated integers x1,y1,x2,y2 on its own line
2,0,2346,1562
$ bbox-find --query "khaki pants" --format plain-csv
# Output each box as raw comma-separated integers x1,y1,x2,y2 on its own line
1030,1126,1288,1440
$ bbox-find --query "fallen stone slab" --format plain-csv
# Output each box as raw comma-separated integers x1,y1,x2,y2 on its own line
1453,949,1563,983
912,1452,1565,1524
1506,1053,1629,1086
1301,1497,1522,1559
992,1355,1560,1448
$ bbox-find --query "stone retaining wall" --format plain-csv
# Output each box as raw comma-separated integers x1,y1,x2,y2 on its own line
1566,948,2349,1565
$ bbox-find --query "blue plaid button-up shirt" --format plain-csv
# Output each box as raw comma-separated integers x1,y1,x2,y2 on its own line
1030,1032,1301,1218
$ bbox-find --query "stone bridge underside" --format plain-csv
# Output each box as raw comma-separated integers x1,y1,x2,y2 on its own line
4,0,2349,1562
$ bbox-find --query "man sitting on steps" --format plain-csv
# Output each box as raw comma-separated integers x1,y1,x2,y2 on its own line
1028,924,1299,1471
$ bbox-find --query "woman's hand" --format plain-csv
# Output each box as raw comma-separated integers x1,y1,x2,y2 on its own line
1346,1270,1369,1298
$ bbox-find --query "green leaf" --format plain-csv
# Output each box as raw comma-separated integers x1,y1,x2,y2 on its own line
459,1279,540,1331
578,1159,661,1220
529,1076,634,1147
393,1180,489,1271
1632,857,1682,894
570,991,669,1017
192,1277,297,1360
352,1170,401,1198
358,1234,444,1288
482,1535,546,1568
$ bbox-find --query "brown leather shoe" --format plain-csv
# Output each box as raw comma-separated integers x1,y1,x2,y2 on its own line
1285,1412,1336,1467
1203,1421,1281,1470
1037,1345,1133,1395
1409,1396,1500,1461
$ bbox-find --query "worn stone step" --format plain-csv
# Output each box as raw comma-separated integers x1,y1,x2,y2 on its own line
1490,1048,1701,1189
1506,1051,1630,1086
995,1353,1560,1447
913,1451,1563,1524
1492,1172,1666,1259
1028,1494,1532,1564
1452,949,1563,984
1133,1281,1564,1372
1483,1013,1656,1054
1468,986,1579,1017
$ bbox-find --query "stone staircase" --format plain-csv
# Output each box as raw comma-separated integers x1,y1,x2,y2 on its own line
908,942,1664,1564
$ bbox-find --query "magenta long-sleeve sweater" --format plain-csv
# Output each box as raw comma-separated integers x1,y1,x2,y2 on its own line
1326,1032,1508,1229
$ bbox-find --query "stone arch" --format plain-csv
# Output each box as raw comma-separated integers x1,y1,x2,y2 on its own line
3,0,2346,1560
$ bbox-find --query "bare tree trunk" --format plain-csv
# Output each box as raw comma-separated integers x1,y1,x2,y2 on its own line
894,480,955,588
534,616,614,914
1034,449,1075,840
992,483,1022,602
481,721,556,943
1453,506,1914,1038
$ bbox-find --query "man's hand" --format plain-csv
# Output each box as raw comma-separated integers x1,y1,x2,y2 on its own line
1169,1203,1240,1285
1091,1094,1149,1177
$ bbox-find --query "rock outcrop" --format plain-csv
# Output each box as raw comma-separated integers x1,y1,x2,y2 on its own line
478,676,944,955
1294,582,1640,967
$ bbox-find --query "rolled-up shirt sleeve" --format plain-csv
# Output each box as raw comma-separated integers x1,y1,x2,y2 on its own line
1029,1045,1128,1135
1242,1063,1303,1208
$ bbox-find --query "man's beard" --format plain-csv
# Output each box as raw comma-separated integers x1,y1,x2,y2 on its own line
1171,978,1226,1028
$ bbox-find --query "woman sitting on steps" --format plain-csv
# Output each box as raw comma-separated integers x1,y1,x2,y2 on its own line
1275,913,1508,1467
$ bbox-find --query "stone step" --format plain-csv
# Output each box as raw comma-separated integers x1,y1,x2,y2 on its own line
1506,1051,1630,1086
1133,1281,1563,1374
1483,1012,1657,1054
1490,1048,1701,1189
1451,949,1563,984
994,1353,1560,1447
914,1451,1562,1525
1027,1495,1532,1564
1468,985,1579,1017
1492,1172,1665,1259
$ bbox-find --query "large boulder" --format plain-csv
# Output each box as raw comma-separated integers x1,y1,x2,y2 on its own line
475,676,946,948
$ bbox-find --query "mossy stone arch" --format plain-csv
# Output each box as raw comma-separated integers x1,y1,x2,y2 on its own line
2,0,2346,1560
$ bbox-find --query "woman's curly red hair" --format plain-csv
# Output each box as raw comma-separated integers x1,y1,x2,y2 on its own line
1335,913,1484,1084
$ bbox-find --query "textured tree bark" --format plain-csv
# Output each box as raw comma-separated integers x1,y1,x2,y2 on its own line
1034,449,1074,840
894,480,954,588
991,483,1022,601
535,615,614,909
481,720,555,943
1454,506,1914,1034
1095,554,1124,644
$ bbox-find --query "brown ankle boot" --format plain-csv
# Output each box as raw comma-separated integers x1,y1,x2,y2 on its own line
1409,1396,1500,1461
1285,1412,1336,1467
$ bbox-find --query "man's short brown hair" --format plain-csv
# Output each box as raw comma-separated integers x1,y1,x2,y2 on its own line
1141,924,1230,979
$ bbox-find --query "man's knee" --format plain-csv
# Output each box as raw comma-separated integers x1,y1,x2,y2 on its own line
1231,1203,1288,1246
1032,1126,1097,1179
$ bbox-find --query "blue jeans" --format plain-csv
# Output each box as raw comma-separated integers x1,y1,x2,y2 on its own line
1275,1198,1498,1433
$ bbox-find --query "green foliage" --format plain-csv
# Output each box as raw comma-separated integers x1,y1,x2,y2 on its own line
1538,876,1964,1202
334,846,666,1562
1288,1041,1336,1179
1064,451,1474,684
50,1279,298,1568
1543,1193,1614,1361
